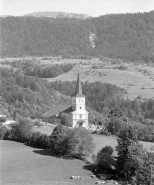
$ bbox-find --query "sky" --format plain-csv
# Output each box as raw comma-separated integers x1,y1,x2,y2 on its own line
0,0,154,17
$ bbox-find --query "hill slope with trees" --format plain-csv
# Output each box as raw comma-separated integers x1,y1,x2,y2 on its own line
0,11,154,62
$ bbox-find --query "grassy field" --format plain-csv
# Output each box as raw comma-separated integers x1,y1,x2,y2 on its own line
1,126,153,185
47,61,154,100
0,140,97,185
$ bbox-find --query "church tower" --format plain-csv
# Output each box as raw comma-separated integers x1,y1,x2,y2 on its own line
72,72,89,128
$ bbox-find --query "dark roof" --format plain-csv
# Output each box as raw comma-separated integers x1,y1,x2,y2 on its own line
42,104,75,118
73,72,85,97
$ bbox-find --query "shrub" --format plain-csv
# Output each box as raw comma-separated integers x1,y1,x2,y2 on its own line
30,132,50,149
150,145,154,151
0,125,8,139
39,134,50,149
29,131,42,147
61,113,72,127
49,125,95,159
49,124,71,156
70,127,95,158
10,118,32,142
33,120,42,127
119,65,127,70
0,116,7,123
96,146,115,174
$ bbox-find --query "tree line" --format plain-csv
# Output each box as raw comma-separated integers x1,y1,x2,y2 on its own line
50,80,154,120
0,11,154,62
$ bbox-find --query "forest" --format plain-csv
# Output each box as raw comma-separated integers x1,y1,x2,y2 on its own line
10,60,74,78
50,80,154,121
0,67,71,119
0,11,154,62
0,66,154,142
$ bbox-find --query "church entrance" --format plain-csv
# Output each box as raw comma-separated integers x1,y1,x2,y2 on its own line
76,120,85,128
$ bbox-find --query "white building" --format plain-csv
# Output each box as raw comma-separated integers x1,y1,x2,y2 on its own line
42,72,89,129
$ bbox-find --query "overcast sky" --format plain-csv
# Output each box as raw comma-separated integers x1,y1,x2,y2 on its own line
0,0,153,17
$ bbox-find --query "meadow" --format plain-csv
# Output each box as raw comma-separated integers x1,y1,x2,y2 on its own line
1,126,153,185
46,59,154,100
0,140,96,185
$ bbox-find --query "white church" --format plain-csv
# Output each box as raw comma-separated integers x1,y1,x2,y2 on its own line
42,72,89,129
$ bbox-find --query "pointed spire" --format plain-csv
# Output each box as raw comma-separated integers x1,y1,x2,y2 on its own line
74,72,85,97
75,72,82,95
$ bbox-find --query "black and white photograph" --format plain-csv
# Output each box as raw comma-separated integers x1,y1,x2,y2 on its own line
0,0,154,184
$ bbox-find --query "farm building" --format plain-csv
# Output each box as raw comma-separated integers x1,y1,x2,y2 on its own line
42,72,89,128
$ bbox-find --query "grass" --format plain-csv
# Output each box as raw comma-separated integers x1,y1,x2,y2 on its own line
1,126,153,185
45,59,154,100
0,140,97,185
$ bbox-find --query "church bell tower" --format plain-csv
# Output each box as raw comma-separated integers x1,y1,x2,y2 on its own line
72,72,89,128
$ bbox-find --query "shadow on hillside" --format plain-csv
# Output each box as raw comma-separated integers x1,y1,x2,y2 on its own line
82,164,95,173
33,149,56,156
33,149,74,160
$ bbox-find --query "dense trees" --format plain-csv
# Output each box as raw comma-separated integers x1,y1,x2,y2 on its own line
50,80,154,121
0,67,71,119
0,66,153,142
93,126,154,183
49,125,95,158
1,11,154,62
92,11,154,62
21,61,74,78
0,17,94,57
115,127,154,183
10,118,32,141
50,80,126,113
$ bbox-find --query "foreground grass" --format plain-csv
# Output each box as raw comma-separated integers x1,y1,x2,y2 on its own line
0,140,97,185
1,127,153,185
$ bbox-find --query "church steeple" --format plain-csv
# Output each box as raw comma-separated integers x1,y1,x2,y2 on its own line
74,72,85,97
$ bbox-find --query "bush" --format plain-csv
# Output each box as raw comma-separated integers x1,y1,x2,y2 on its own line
39,133,50,149
61,113,72,127
29,131,42,146
0,116,7,123
0,125,8,139
96,146,115,174
49,124,71,156
10,118,32,142
30,132,50,149
33,120,42,127
70,127,95,158
49,125,95,158
119,65,127,70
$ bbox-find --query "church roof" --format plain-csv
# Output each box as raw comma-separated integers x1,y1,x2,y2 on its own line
42,104,75,118
73,72,85,97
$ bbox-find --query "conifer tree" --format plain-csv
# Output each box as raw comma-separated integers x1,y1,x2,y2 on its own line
115,126,138,178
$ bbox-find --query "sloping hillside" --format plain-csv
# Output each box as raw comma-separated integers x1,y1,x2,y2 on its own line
0,67,71,119
0,11,154,62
